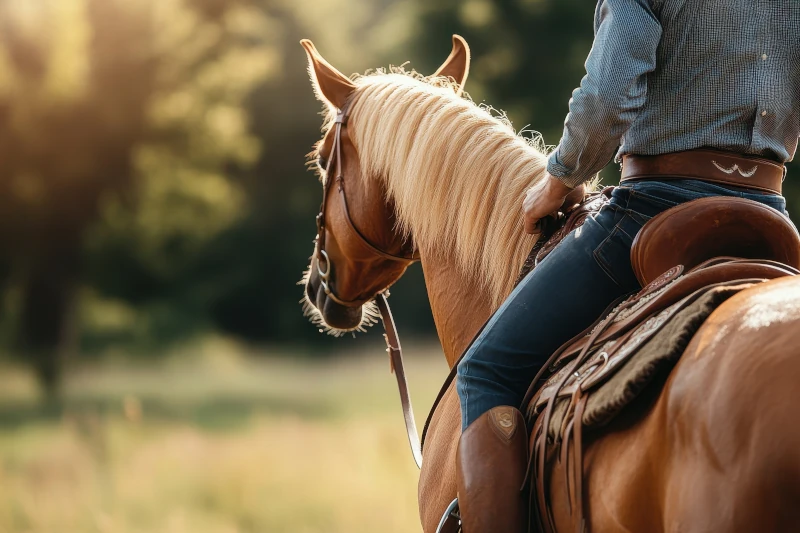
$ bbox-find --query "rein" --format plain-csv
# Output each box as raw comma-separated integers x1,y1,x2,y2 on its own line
376,293,423,469
314,102,423,468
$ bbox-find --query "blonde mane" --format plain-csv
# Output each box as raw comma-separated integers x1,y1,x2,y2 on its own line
346,71,550,308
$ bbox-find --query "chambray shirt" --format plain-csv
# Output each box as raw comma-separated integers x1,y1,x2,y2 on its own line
547,0,800,188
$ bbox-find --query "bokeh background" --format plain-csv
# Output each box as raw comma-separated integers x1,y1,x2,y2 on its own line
1,1,798,532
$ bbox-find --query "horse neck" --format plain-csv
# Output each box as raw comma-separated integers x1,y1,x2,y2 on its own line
420,252,494,369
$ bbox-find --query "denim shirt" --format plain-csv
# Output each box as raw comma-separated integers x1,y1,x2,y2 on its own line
547,0,800,188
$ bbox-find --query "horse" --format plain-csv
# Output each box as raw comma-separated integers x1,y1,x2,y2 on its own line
298,36,800,532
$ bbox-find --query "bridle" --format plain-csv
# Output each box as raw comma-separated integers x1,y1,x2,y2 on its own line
312,99,423,468
314,100,418,307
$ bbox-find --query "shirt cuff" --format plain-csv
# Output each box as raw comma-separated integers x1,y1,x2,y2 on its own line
547,151,586,189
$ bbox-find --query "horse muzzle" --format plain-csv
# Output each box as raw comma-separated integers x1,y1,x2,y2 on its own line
305,264,364,331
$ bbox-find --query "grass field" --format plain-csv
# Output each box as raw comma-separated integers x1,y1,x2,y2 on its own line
0,337,450,533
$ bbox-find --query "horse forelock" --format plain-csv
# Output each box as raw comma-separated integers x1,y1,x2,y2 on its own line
342,69,550,308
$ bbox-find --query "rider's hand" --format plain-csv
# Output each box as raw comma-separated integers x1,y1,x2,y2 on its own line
522,174,577,235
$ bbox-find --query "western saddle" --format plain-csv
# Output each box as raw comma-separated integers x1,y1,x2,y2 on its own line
521,191,800,533
431,188,800,533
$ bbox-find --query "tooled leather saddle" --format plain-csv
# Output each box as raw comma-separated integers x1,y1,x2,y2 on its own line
518,190,800,533
425,187,800,533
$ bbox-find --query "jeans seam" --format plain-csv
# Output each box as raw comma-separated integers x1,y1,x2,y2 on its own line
617,220,636,241
592,227,625,288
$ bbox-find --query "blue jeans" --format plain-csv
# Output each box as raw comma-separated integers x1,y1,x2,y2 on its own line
457,179,789,430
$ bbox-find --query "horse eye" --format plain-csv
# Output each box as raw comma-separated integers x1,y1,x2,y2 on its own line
318,155,328,169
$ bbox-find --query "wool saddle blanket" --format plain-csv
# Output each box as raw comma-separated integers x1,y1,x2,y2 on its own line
534,281,755,439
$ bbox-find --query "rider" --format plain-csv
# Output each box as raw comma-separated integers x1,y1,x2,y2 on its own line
455,0,800,531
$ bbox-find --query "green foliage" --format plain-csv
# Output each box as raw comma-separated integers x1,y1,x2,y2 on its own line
0,0,279,353
413,0,595,142
82,0,275,347
2,0,799,362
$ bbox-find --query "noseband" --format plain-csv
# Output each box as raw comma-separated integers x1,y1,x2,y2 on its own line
312,99,423,469
314,99,418,307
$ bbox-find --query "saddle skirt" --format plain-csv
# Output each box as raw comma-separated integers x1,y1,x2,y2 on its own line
523,256,797,533
526,258,798,417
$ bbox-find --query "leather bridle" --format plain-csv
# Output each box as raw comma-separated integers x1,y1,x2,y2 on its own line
314,100,418,306
313,100,424,468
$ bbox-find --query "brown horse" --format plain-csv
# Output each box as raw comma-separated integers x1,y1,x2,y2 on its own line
299,36,800,532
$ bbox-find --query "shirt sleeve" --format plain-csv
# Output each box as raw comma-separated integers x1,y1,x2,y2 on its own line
547,0,662,188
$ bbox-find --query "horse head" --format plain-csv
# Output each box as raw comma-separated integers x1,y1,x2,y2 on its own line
300,36,471,334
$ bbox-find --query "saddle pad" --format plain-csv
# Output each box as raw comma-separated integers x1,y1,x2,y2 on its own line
545,282,754,439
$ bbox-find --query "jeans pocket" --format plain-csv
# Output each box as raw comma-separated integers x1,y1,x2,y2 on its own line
592,214,642,291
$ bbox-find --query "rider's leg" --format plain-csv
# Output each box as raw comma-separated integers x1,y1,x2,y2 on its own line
454,187,643,533
457,194,642,430
456,405,529,533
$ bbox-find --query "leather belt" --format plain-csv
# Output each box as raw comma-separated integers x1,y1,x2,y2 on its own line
621,149,785,195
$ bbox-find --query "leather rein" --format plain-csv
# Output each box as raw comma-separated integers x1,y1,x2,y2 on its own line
314,101,424,469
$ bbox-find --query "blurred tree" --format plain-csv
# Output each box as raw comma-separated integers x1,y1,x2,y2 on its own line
412,0,595,147
0,0,271,393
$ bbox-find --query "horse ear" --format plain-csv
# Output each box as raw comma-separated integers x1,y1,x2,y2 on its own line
300,39,356,110
432,35,471,96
